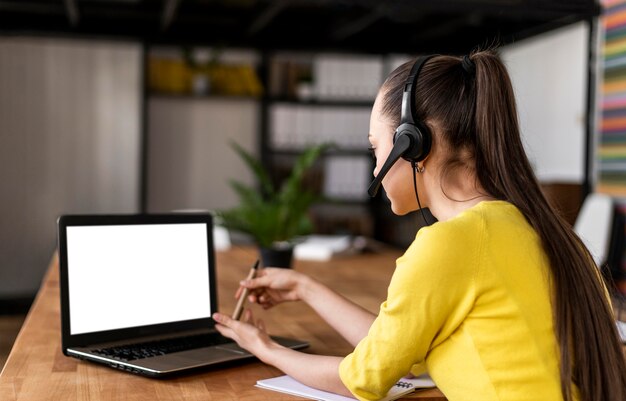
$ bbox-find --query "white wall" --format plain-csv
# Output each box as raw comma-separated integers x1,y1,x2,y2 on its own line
147,97,258,212
0,37,141,297
501,21,588,183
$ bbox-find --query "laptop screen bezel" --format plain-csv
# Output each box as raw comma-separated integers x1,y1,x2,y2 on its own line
57,213,218,351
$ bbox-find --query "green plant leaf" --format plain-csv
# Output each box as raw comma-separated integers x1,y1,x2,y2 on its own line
228,180,263,208
278,143,331,205
218,142,331,247
229,141,274,197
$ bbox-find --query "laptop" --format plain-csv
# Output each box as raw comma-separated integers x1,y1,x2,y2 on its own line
57,213,308,377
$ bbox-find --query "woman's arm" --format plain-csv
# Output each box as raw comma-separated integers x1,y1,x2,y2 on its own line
212,312,353,397
262,345,350,396
242,268,376,346
300,277,376,347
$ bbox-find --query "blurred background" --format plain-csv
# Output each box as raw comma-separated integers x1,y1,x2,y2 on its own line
3,0,626,362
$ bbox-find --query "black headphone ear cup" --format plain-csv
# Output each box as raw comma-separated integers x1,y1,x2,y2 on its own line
414,121,431,162
394,122,431,162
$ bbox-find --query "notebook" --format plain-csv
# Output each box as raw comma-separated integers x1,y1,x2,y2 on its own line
57,213,308,377
256,374,436,401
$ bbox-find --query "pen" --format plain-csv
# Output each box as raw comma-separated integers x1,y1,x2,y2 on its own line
232,259,260,320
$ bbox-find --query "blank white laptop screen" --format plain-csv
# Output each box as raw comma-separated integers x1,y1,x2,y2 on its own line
66,223,211,335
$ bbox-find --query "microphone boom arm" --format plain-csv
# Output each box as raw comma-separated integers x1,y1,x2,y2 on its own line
367,134,412,197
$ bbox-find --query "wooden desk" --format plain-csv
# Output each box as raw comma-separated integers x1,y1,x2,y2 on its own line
0,246,446,401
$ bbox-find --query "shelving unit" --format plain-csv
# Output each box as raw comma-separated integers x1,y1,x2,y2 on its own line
143,46,262,214
257,51,434,245
259,52,376,238
141,46,438,245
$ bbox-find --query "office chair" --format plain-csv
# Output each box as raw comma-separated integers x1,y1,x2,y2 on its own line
573,192,626,342
573,192,614,267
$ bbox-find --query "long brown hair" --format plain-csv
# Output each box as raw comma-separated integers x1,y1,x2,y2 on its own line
381,50,626,401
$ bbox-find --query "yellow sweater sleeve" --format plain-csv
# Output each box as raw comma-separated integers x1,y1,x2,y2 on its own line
339,217,484,401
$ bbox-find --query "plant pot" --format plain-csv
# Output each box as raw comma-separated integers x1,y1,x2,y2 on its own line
259,246,293,268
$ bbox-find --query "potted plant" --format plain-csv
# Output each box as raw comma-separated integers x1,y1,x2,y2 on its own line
216,142,330,268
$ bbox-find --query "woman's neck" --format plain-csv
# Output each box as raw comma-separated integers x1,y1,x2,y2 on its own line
424,172,494,222
428,193,494,222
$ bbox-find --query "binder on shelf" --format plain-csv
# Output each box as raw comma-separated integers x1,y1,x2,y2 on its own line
323,156,371,201
313,54,383,101
384,54,413,76
269,106,371,150
270,105,291,148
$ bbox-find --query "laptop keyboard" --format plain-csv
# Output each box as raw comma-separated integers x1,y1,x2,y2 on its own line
91,332,233,361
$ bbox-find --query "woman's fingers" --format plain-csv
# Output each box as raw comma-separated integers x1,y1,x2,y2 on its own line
216,309,266,336
237,268,301,306
241,309,267,333
242,309,253,323
258,318,266,332
235,268,272,301
246,289,268,305
213,312,238,328
244,288,275,307
213,312,238,339
240,274,274,290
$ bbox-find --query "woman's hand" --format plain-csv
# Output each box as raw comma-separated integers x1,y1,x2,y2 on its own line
233,267,374,348
214,311,350,398
212,310,279,361
236,268,313,309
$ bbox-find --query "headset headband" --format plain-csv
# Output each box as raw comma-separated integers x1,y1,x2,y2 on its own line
367,55,436,198
400,55,435,126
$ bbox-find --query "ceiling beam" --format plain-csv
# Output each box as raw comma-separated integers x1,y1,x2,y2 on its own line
331,4,389,41
63,0,80,26
161,0,182,31
0,2,63,14
247,1,290,36
410,14,482,43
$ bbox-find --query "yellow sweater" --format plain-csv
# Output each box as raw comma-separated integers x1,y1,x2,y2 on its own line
339,201,573,401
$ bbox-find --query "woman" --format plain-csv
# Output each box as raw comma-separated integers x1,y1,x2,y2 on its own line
212,50,626,401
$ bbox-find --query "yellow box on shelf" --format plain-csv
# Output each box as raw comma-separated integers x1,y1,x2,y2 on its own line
148,56,263,98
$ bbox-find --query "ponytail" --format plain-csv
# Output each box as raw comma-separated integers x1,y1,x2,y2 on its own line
472,50,626,401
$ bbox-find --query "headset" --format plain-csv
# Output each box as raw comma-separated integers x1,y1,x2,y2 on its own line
367,55,435,198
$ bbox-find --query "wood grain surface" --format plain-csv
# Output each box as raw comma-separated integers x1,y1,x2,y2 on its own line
0,247,446,400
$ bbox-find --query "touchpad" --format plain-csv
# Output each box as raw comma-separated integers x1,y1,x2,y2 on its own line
215,343,251,355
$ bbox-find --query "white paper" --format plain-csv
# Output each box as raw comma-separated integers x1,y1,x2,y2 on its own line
256,374,435,401
294,235,352,261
